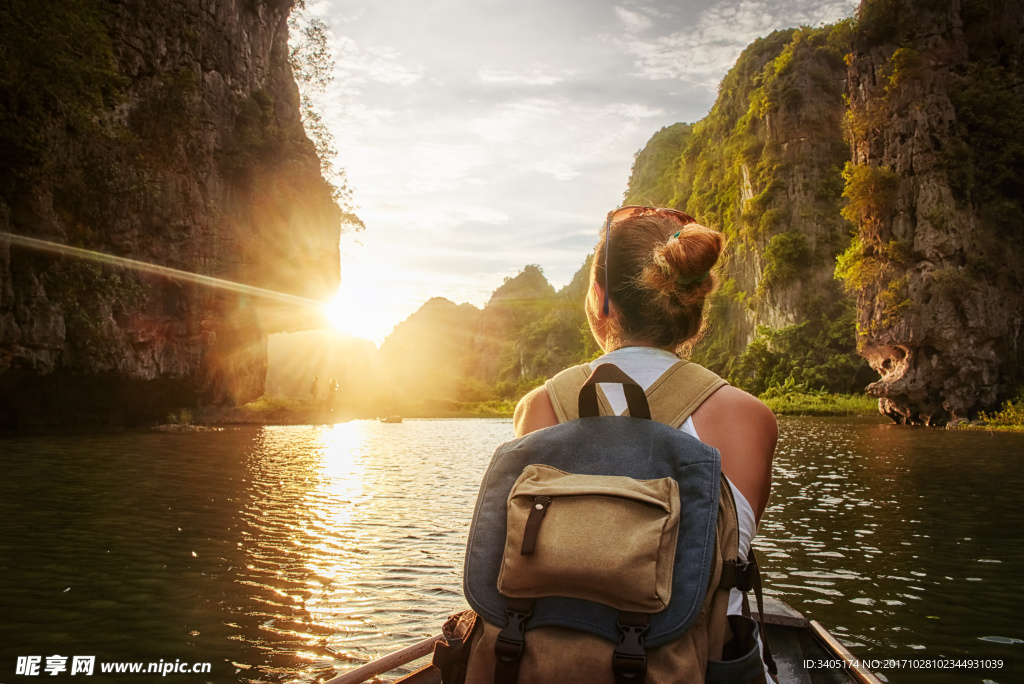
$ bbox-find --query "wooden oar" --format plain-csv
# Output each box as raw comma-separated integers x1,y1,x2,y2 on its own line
324,634,443,684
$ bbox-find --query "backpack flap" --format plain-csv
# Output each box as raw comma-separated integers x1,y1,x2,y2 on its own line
464,415,721,648
497,464,680,612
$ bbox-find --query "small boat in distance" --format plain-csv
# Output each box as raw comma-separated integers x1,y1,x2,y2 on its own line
326,597,883,684
379,415,403,423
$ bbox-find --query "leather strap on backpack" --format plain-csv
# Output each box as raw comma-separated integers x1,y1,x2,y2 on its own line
719,548,779,682
431,610,481,684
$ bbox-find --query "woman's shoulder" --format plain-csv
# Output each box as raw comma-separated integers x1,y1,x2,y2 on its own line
693,384,777,454
699,384,776,427
513,385,558,437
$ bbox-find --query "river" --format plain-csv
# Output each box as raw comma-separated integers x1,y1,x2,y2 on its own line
1,417,1022,683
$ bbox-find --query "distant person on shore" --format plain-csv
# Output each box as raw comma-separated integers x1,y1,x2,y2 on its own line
328,377,339,411
310,376,319,407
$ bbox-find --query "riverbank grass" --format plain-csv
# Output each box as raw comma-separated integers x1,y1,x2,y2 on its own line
760,391,878,417
959,393,1024,432
199,390,882,425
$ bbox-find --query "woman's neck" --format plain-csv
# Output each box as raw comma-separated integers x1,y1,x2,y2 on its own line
604,340,676,354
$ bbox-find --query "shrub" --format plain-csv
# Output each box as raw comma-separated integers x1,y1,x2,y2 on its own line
840,162,899,229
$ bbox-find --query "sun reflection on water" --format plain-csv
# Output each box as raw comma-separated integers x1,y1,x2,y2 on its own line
302,423,372,639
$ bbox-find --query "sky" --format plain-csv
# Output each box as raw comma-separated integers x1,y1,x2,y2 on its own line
305,0,858,344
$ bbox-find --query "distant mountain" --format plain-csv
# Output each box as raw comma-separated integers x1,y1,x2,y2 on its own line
378,297,483,407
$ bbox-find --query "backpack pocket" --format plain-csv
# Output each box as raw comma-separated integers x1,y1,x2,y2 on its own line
497,464,680,612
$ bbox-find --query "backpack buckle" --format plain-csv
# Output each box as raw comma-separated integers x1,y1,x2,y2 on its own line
734,559,754,593
495,602,532,662
612,613,649,680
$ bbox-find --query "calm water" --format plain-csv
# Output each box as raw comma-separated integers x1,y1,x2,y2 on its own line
1,418,1022,683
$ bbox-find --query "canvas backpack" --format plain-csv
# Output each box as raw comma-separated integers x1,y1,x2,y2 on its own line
432,362,776,684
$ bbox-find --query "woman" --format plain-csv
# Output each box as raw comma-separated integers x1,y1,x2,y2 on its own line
513,204,776,563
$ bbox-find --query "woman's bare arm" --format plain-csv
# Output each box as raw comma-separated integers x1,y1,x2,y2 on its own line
691,385,777,522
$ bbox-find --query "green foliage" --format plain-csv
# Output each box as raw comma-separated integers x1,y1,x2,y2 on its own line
728,296,875,396
624,123,692,206
672,28,799,238
945,63,1024,227
0,0,124,174
887,48,925,91
835,236,911,296
165,408,194,425
288,8,362,230
978,391,1024,428
493,375,546,401
840,162,899,229
758,231,808,293
625,23,865,398
760,389,878,416
856,0,901,47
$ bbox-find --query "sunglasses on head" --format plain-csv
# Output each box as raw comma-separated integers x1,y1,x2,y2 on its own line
601,206,698,315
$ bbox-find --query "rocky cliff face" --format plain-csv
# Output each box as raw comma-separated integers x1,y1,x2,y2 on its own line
627,25,874,396
0,0,340,427
844,0,1024,424
624,0,1024,422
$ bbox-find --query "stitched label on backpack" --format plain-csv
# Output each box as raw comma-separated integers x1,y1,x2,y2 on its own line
497,464,680,612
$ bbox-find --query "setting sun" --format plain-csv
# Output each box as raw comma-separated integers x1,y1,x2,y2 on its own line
322,293,348,332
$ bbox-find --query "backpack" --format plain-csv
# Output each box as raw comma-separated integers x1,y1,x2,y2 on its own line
432,362,775,684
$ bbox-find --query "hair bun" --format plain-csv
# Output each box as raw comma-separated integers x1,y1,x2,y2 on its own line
645,224,724,296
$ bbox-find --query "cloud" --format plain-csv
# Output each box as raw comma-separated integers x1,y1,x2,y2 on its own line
309,0,861,343
616,0,857,87
478,67,576,86
333,36,426,86
614,6,654,33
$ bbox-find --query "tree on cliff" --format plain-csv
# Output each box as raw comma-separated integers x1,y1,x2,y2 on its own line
288,3,363,230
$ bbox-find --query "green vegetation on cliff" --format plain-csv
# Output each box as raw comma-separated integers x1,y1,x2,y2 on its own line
624,22,875,398
0,0,123,173
841,0,1024,424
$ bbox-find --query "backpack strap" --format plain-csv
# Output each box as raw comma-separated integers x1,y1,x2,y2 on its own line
641,361,729,428
544,359,728,428
544,364,609,423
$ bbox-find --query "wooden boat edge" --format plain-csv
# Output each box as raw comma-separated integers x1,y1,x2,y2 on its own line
330,597,884,684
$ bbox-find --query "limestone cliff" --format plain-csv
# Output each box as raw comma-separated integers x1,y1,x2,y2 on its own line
843,0,1024,424
0,0,340,427
627,25,875,396
625,0,1024,423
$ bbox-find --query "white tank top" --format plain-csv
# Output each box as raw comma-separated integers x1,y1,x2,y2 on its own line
589,346,757,616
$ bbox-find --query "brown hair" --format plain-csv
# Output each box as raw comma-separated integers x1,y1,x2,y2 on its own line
591,214,725,352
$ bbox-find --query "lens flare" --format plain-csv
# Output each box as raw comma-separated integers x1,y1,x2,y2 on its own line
2,231,326,310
